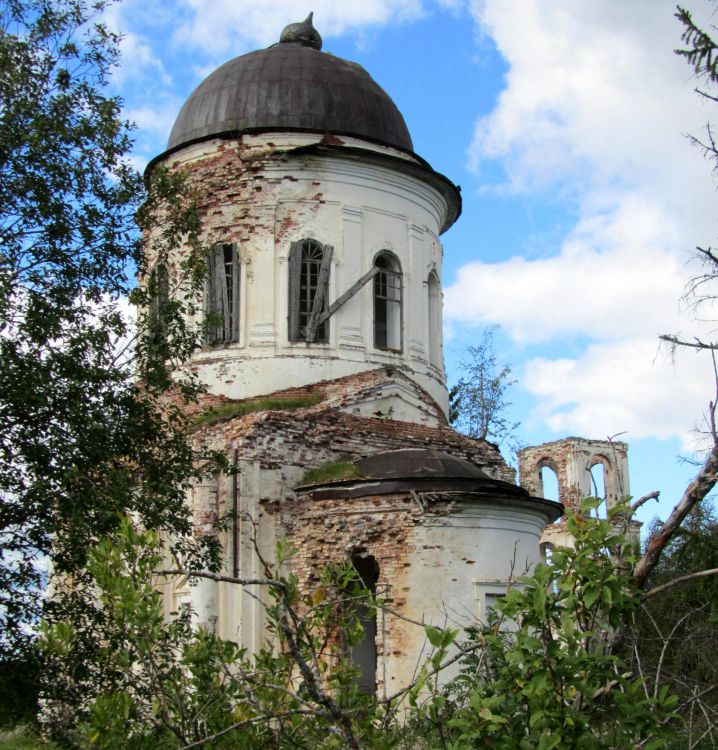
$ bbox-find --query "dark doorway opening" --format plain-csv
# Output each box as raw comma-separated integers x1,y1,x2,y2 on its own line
350,554,380,695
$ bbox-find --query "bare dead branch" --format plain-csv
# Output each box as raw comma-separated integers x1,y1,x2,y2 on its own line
633,442,718,588
179,709,334,749
659,334,718,351
631,491,660,511
275,598,364,750
153,569,285,589
710,350,718,441
641,567,718,600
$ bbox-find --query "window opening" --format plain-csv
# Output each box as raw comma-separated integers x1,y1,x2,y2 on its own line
589,462,607,518
427,272,441,368
540,465,559,502
349,554,379,696
478,589,517,631
300,241,326,341
205,242,239,344
148,261,170,340
288,239,332,343
540,543,554,565
484,592,499,622
373,253,402,351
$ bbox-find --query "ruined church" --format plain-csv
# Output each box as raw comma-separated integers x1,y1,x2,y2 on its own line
145,15,627,696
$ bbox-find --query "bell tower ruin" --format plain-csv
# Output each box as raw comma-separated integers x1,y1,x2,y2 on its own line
518,437,630,548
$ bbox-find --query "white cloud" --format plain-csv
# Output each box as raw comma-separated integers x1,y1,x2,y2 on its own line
522,337,715,450
126,101,184,143
116,30,172,87
445,0,718,444
102,1,172,87
467,1,712,200
446,195,693,343
172,0,429,55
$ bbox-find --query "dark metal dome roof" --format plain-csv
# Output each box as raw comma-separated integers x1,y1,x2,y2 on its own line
355,449,491,481
295,448,563,523
168,17,413,152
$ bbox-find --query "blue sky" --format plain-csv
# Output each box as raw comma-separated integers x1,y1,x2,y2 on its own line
106,0,718,527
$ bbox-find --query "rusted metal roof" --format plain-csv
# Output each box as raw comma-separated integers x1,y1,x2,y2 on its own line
296,448,564,523
355,449,491,481
168,39,413,152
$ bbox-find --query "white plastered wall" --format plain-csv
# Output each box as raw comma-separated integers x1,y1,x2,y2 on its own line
157,133,452,421
384,501,554,693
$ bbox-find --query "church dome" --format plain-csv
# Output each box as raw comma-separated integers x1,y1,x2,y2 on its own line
167,14,413,153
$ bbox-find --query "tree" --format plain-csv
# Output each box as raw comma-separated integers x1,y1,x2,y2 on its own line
661,4,718,355
407,500,678,750
0,0,210,659
642,3,718,587
626,504,718,749
40,504,682,749
449,325,520,450
42,520,392,749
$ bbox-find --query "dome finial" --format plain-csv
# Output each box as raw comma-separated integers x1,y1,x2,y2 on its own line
280,12,322,50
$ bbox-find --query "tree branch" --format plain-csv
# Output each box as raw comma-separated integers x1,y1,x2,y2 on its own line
631,491,660,511
153,569,285,589
632,444,718,588
641,567,718,600
659,334,718,351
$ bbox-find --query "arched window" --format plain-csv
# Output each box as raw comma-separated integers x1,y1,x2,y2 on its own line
147,261,171,353
205,242,240,344
148,260,170,330
288,239,332,343
373,252,402,351
427,272,442,368
589,461,607,518
539,464,559,501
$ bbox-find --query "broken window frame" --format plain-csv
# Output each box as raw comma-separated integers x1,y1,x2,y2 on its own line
373,252,402,352
288,239,333,343
205,242,240,345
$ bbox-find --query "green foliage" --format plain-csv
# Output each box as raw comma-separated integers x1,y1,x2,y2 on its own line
670,4,718,326
449,325,520,449
0,652,41,728
193,394,324,427
676,5,718,85
0,726,57,750
0,0,214,656
408,501,677,749
41,519,392,749
42,506,686,749
624,503,718,749
301,459,362,485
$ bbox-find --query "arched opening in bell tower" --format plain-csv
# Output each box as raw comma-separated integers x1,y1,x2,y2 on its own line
539,463,560,501
589,459,608,517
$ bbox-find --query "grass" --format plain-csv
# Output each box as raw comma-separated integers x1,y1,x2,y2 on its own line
193,393,323,427
301,460,362,485
0,727,56,749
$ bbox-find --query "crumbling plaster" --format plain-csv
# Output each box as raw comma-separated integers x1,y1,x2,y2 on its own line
147,132,452,417
284,491,553,695
158,370,520,654
518,437,630,549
